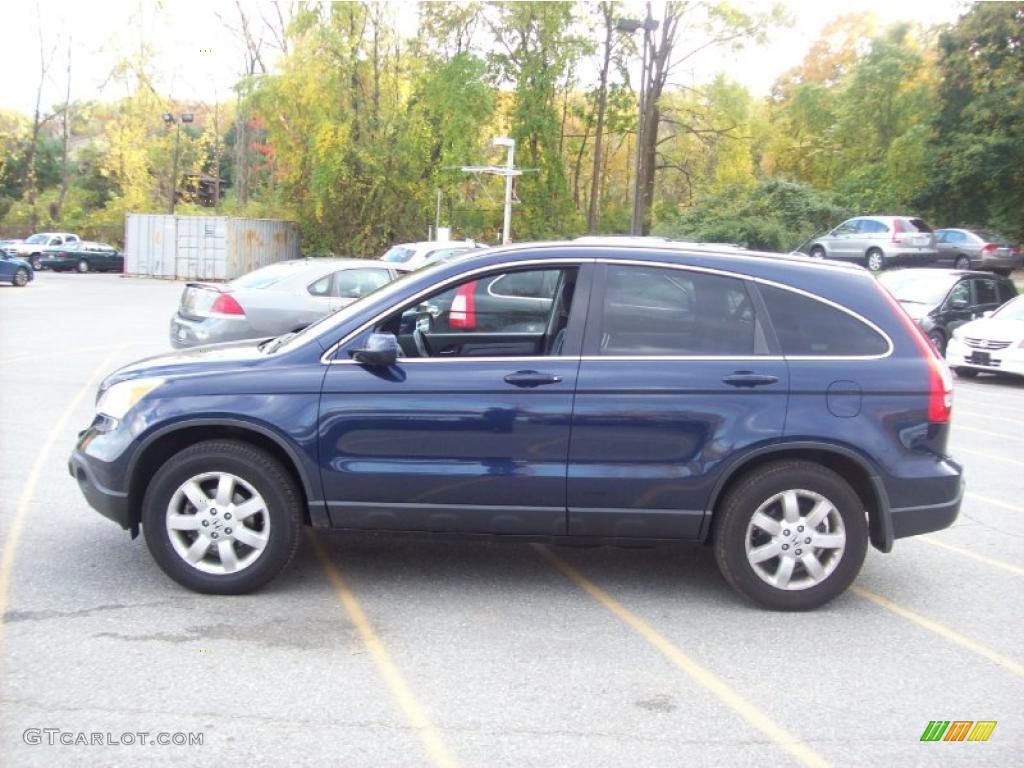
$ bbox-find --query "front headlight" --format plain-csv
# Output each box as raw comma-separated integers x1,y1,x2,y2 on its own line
95,377,165,420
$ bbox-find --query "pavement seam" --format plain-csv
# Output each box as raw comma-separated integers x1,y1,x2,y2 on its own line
533,544,832,768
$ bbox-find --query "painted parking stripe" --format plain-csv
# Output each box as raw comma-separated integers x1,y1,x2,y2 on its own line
534,544,832,768
307,533,458,768
953,446,1024,467
951,423,1024,443
918,537,1024,577
851,587,1024,679
950,408,1024,428
0,351,119,653
965,490,1023,514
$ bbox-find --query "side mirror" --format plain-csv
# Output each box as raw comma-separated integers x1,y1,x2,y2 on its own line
350,332,399,367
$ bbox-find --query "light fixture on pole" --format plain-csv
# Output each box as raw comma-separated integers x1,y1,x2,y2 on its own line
162,112,195,214
458,136,529,246
616,12,659,236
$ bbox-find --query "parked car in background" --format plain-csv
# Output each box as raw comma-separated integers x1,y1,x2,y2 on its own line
39,241,124,273
418,244,485,268
381,240,482,270
946,295,1024,379
72,243,963,610
170,258,404,348
5,232,81,269
878,268,1017,355
808,216,937,271
0,252,33,287
933,228,1022,275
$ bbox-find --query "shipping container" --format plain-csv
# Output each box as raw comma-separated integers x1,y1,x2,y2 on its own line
124,214,300,280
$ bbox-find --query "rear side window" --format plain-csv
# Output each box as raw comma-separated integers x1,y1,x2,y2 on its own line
334,268,391,299
859,220,888,234
759,285,889,357
998,281,1018,304
599,266,759,356
973,279,999,305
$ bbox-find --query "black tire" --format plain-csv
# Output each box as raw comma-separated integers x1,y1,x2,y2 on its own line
866,249,886,272
953,366,978,378
713,460,868,611
77,259,89,273
13,267,29,287
809,245,826,260
30,254,42,270
928,329,946,356
954,255,970,271
142,440,302,594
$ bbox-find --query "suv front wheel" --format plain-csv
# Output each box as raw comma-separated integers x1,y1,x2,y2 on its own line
142,440,302,594
713,460,868,610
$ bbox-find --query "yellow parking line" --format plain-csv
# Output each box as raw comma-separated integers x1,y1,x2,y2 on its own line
851,587,1024,679
951,408,1024,428
534,545,831,768
918,537,1024,577
0,351,119,654
954,446,1024,467
307,533,458,768
951,423,1024,443
965,490,1023,514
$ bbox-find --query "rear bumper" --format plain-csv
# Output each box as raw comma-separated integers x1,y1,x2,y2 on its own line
169,313,256,349
888,460,964,541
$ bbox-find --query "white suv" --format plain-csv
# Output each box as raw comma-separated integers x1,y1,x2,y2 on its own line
7,232,81,269
808,216,937,271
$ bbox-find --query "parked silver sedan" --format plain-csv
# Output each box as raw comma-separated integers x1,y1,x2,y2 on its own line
169,258,404,348
934,228,1022,275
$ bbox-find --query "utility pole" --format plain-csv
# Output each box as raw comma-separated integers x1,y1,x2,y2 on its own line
162,112,194,214
459,136,528,245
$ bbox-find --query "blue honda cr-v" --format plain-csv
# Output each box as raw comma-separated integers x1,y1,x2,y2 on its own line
69,244,963,609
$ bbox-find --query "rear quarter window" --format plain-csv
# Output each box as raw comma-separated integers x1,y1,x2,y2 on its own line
759,284,890,357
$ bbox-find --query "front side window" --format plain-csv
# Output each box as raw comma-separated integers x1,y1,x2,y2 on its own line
833,220,859,236
760,284,889,357
374,267,574,358
598,266,759,356
944,281,970,309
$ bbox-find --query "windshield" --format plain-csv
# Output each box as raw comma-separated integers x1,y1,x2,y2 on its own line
230,261,310,290
271,267,425,354
25,234,48,244
878,271,956,305
993,296,1024,321
381,246,415,263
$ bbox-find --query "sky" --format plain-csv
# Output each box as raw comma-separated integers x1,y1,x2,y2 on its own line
0,0,969,117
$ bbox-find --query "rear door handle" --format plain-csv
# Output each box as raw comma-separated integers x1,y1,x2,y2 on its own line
722,372,779,387
504,370,562,388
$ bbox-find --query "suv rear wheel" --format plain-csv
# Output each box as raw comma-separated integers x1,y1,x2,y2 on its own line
713,460,868,610
142,440,302,594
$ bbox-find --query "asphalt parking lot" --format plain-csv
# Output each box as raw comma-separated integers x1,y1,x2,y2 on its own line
1,271,1022,767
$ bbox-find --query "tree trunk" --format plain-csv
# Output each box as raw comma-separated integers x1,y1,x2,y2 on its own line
54,37,72,221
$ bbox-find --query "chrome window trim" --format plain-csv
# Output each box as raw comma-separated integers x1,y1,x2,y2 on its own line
320,255,894,364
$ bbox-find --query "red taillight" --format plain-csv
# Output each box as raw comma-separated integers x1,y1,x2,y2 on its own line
877,284,952,423
892,219,903,243
980,243,998,255
210,293,245,316
448,281,477,329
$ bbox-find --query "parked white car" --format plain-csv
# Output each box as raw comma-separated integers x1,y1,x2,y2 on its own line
5,232,82,269
380,240,482,270
946,295,1024,379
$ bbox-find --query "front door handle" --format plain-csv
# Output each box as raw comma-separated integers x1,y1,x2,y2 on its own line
504,370,562,388
722,372,779,388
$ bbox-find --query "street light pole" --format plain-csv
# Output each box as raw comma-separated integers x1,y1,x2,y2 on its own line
617,12,659,236
496,137,515,245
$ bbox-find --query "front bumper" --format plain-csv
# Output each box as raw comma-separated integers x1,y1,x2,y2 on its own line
946,337,1024,377
68,447,133,531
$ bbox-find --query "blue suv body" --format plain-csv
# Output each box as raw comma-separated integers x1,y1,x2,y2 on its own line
70,244,963,609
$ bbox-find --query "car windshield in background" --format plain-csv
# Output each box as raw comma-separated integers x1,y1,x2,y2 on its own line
25,234,48,244
230,261,311,290
381,246,415,263
878,271,956,305
975,230,1010,245
994,296,1024,321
